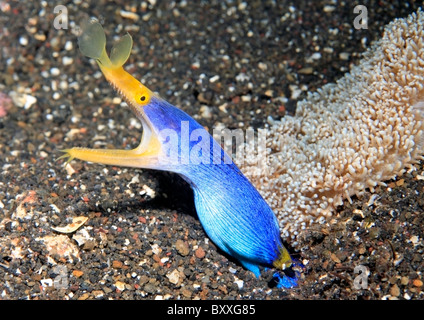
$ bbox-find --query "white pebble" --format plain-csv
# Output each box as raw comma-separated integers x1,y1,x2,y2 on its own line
311,52,322,60
323,5,335,12
228,267,238,274
339,52,350,60
234,279,244,290
289,85,302,100
49,204,61,213
191,61,200,69
59,80,68,90
71,116,80,123
241,95,251,102
166,269,180,285
40,279,53,287
235,72,249,82
409,235,420,246
200,105,212,119
209,75,220,83
50,67,60,76
238,2,247,10
258,62,267,71
19,36,28,46
64,40,73,51
9,91,37,109
112,97,122,104
120,9,139,21
62,56,73,66
115,281,126,291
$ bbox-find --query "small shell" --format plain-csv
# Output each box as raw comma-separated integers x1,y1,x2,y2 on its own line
51,216,88,234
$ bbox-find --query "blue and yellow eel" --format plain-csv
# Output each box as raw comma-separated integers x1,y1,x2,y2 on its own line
60,19,298,288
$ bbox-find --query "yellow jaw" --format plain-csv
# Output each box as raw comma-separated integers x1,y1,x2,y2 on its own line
60,132,162,169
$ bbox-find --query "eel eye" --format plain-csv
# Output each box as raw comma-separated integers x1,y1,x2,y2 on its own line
140,95,146,102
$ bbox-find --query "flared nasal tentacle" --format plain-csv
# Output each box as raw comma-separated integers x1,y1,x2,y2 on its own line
78,19,132,69
78,19,111,68
110,33,133,67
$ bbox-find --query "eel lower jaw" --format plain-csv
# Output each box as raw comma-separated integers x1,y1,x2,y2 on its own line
60,115,163,169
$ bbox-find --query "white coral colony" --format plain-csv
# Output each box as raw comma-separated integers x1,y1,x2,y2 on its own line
242,10,424,245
